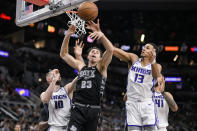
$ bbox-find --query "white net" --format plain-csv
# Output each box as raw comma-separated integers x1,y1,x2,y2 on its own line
66,10,86,36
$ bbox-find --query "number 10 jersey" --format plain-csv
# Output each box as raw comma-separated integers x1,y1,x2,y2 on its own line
127,58,156,101
48,87,71,127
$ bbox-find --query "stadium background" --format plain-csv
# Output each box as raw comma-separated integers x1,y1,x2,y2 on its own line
0,0,197,130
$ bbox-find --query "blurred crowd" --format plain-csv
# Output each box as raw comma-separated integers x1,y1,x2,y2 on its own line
0,64,197,131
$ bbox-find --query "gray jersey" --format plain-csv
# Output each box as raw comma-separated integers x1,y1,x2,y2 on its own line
48,87,71,127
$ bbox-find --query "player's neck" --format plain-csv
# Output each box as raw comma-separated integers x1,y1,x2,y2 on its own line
88,61,97,67
141,57,150,66
154,87,161,93
54,85,61,92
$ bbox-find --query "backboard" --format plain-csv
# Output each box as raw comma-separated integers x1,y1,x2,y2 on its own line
16,0,98,27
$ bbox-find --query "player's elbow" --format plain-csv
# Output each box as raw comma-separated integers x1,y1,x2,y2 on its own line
60,51,66,58
108,47,114,54
41,98,49,103
171,105,178,112
60,52,64,58
60,52,68,59
40,93,49,103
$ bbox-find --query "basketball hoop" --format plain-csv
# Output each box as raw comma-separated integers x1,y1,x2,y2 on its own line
66,10,86,36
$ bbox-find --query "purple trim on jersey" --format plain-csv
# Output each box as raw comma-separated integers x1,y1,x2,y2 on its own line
127,125,142,128
62,87,72,106
126,59,140,127
47,127,50,131
143,91,157,127
127,125,142,127
131,59,140,68
127,59,139,89
151,78,155,93
55,87,62,92
143,124,156,127
143,103,157,127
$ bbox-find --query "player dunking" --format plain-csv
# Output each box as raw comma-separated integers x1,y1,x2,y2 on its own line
154,76,178,131
114,43,162,131
60,20,114,131
40,69,77,131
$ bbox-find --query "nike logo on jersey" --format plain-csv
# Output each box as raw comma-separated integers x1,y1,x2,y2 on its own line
131,66,151,75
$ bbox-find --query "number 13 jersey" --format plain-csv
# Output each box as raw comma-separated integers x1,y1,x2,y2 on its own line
72,66,106,105
127,58,156,101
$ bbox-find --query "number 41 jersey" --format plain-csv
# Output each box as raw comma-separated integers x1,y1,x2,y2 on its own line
154,91,169,128
48,87,71,126
127,58,156,101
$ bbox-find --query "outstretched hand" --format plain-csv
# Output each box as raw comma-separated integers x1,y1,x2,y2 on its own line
86,19,104,40
74,39,84,57
52,69,60,82
86,19,101,32
89,31,104,40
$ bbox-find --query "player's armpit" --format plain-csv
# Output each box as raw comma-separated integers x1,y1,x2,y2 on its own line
113,47,138,64
162,92,178,112
65,77,78,95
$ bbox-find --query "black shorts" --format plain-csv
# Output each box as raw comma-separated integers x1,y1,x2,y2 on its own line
67,103,100,131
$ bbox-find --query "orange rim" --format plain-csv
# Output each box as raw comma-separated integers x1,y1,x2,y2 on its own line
65,10,78,14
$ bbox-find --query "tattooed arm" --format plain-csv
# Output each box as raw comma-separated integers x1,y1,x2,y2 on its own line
162,92,178,112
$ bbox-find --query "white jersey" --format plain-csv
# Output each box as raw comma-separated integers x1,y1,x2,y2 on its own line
127,58,156,101
48,87,71,127
154,91,169,128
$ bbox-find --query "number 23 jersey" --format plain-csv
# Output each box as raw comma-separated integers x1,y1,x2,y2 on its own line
72,66,106,105
127,58,156,101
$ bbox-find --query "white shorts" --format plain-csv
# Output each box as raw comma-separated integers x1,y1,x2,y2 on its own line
126,99,157,127
48,125,67,131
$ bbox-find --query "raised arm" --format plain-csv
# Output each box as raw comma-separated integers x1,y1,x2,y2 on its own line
114,47,138,65
60,25,85,71
87,19,113,77
95,32,114,69
40,70,58,103
74,39,85,64
149,50,163,86
64,77,78,99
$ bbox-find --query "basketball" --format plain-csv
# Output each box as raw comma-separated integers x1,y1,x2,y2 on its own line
77,2,98,21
